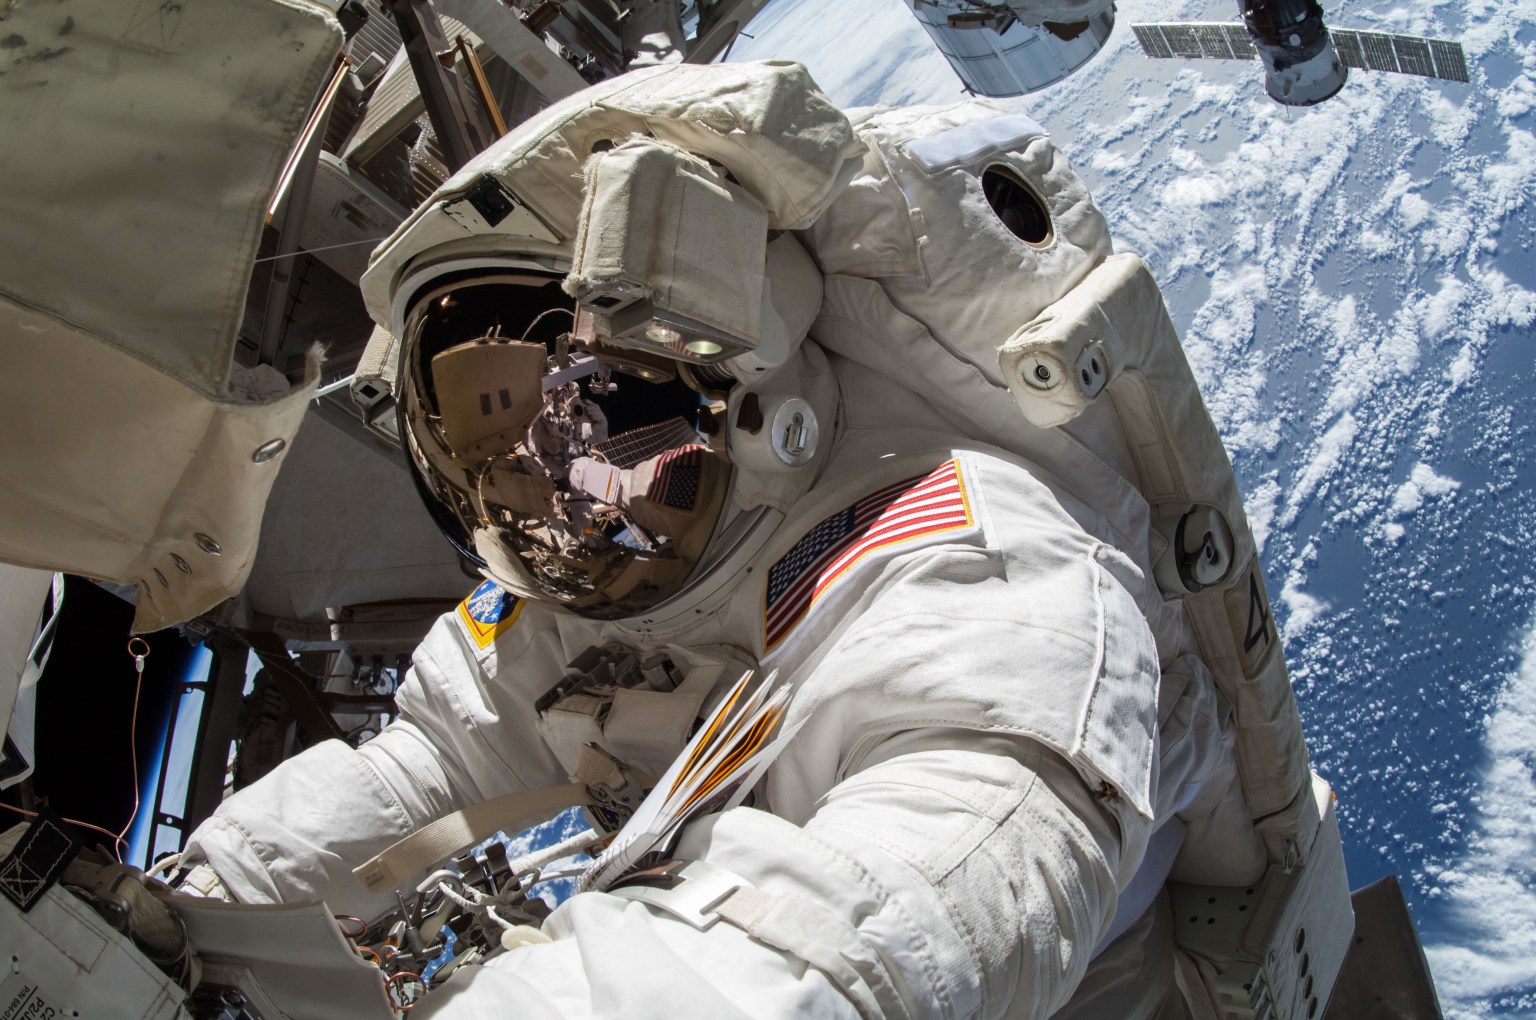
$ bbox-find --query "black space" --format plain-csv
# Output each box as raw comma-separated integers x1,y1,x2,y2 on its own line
2,576,202,860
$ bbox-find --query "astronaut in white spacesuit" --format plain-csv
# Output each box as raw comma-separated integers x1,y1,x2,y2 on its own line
180,60,1256,1019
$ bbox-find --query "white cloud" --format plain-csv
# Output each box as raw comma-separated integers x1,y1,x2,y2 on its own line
1481,127,1536,222
1424,276,1470,339
1245,476,1282,556
1481,269,1536,329
1425,91,1477,150
1389,463,1461,518
1448,343,1478,387
1495,71,1536,120
1280,575,1329,642
1163,173,1229,209
1399,191,1432,230
1425,612,1536,1015
1281,412,1358,528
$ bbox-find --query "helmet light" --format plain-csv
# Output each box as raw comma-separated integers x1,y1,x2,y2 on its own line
574,286,755,365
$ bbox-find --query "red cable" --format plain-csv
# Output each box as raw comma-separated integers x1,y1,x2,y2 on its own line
0,800,124,845
114,638,150,864
0,638,148,862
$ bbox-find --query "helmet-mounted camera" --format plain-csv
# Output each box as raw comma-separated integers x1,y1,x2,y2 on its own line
563,137,768,369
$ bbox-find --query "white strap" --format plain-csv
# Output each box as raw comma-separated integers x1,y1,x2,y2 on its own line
353,783,588,894
611,859,911,1020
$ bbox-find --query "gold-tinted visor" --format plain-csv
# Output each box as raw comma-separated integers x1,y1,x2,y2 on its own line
398,273,732,618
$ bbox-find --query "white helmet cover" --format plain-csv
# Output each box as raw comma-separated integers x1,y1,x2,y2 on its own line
368,62,864,617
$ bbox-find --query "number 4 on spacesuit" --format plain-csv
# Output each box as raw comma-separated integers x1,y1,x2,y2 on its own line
1242,571,1273,654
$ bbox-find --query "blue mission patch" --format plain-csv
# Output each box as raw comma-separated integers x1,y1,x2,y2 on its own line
458,580,523,648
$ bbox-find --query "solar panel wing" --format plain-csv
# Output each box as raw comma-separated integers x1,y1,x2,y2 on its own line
1332,30,1367,69
1133,22,1266,61
1429,39,1469,81
1194,24,1235,59
1162,24,1205,60
1391,35,1435,77
1357,31,1401,72
1224,23,1258,58
1333,28,1469,82
1132,20,1470,86
1132,23,1174,59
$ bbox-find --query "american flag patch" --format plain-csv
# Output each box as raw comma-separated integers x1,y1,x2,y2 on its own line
763,460,974,650
647,445,704,510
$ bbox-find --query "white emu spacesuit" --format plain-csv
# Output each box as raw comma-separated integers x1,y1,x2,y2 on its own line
181,61,1298,1019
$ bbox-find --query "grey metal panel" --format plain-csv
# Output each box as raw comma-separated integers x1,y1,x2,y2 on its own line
909,3,1115,96
301,153,409,283
244,410,469,625
1430,38,1469,81
970,52,1018,96
1132,23,1173,59
484,57,551,129
349,0,402,69
1391,35,1435,76
1321,876,1444,1020
434,0,588,100
341,12,545,169
1194,23,1235,59
1333,30,1367,69
342,52,424,164
1356,31,1400,72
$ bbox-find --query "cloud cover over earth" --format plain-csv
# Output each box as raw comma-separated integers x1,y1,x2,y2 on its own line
732,0,1536,1013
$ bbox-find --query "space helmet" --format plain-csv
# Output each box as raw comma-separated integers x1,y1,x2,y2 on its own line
359,62,864,618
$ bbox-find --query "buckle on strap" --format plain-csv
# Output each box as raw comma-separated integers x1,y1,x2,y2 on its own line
608,859,744,931
608,859,908,1020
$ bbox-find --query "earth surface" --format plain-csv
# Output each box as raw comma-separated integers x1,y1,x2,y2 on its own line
515,1,1536,1015
728,1,1536,1015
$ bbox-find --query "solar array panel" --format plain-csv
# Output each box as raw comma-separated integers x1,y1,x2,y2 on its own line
1161,24,1203,60
1394,35,1436,76
1131,22,1470,83
1429,39,1470,81
1133,22,1260,62
1330,29,1469,81
1131,24,1174,60
593,418,703,470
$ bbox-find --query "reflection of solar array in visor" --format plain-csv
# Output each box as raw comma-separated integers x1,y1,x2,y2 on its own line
592,417,703,470
1131,23,1470,83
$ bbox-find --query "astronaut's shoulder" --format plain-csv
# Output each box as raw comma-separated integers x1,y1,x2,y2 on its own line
761,449,989,653
448,578,529,652
788,437,1054,539
784,451,984,558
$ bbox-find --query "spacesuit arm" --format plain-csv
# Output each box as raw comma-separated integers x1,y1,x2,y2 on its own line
181,620,565,919
178,720,453,915
411,733,1122,1020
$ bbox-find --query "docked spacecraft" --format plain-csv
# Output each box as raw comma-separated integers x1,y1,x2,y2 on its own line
902,0,1468,106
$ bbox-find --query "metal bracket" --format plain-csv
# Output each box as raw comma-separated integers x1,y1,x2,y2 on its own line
387,0,496,172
